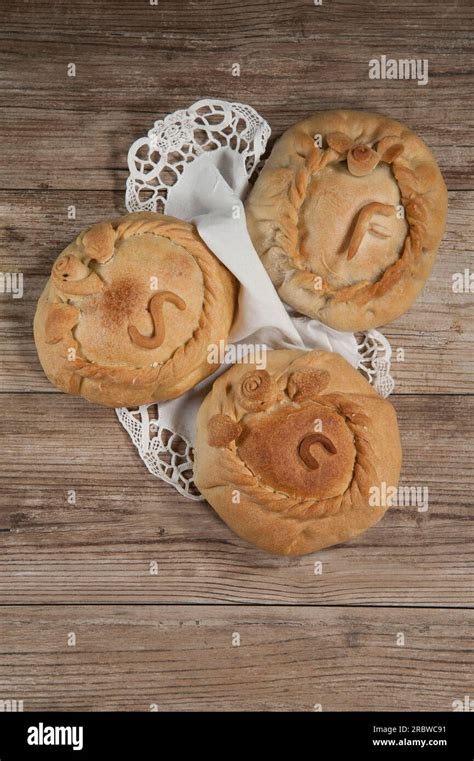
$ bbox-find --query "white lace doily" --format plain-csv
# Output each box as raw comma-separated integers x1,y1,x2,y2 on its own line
126,99,271,213
117,403,202,499
357,329,395,397
119,98,395,501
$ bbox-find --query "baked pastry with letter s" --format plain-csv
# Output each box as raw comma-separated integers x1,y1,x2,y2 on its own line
34,212,238,407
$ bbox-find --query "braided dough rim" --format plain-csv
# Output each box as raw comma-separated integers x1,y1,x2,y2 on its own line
245,111,448,331
194,350,402,555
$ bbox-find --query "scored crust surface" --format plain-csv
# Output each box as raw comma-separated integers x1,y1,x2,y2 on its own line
193,350,402,556
245,110,447,331
34,212,238,407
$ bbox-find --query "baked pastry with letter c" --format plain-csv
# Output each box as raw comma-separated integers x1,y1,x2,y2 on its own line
193,349,402,555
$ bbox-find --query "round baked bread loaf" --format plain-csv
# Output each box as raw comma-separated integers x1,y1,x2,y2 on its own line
245,110,447,331
34,212,237,407
194,349,402,555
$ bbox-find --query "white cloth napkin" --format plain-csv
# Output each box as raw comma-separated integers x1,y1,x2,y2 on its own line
155,148,359,445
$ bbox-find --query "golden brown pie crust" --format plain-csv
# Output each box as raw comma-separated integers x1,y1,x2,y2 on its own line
34,212,238,407
194,349,402,556
245,110,448,331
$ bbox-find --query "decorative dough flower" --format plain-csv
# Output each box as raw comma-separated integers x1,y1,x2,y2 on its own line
347,144,380,176
236,370,279,412
326,132,404,177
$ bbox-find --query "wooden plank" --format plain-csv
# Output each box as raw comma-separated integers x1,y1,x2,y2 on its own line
0,605,471,711
0,1,472,190
0,393,472,605
0,105,469,190
1,0,472,717
2,0,472,42
0,191,472,394
385,190,474,393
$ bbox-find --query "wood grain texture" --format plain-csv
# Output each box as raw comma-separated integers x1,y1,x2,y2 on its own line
0,393,472,605
0,0,472,713
0,1,473,190
0,605,472,711
0,190,472,394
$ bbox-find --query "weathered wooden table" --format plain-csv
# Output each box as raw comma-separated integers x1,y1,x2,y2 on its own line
0,0,472,711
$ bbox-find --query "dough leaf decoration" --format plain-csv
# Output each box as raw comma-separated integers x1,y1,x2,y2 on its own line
326,131,354,154
287,368,330,401
44,303,80,344
82,222,116,263
376,136,404,164
207,414,242,448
